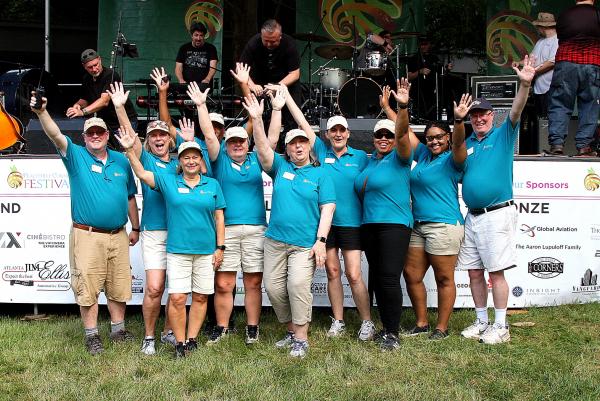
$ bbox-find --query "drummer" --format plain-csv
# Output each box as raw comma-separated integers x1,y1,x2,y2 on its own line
355,30,396,88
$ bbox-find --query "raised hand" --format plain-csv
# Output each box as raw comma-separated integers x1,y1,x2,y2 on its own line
107,82,130,108
513,54,536,86
186,81,209,106
268,86,286,111
150,67,169,91
178,118,195,141
391,78,410,106
230,62,250,85
453,93,473,120
115,125,136,150
242,94,264,119
379,85,391,109
29,91,47,114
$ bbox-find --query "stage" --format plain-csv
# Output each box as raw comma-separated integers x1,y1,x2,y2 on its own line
1,153,599,308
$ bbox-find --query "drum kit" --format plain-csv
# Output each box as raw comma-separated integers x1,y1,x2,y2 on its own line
292,31,418,124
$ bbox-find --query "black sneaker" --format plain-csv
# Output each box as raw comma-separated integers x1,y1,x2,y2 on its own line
403,325,430,337
206,325,228,345
380,333,400,351
245,325,260,345
373,329,386,344
544,144,564,156
202,321,215,336
174,342,186,358
85,334,104,356
428,328,449,341
185,338,198,352
109,329,135,342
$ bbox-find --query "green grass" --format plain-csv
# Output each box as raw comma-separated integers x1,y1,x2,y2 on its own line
1,304,599,401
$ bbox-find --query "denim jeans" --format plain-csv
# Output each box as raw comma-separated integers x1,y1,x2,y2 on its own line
547,61,600,149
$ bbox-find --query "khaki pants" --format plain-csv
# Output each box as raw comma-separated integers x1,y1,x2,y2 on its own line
69,227,132,306
263,237,315,325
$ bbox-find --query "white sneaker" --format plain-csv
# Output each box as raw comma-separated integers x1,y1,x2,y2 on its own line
461,319,489,339
479,323,510,344
160,330,177,346
275,331,295,349
289,339,309,358
358,320,376,341
327,318,346,337
141,338,156,355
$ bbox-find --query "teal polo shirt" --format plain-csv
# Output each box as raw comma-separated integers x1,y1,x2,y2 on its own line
153,173,226,254
60,136,137,230
139,150,178,231
354,149,414,227
313,137,368,227
266,153,336,248
462,117,518,209
410,143,464,225
175,133,214,177
210,149,266,226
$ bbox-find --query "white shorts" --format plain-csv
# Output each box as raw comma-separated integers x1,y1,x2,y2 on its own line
456,205,518,272
141,230,167,270
220,225,266,273
166,253,214,294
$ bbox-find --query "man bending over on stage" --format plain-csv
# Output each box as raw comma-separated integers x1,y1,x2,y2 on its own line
66,49,137,149
32,93,139,355
457,56,535,345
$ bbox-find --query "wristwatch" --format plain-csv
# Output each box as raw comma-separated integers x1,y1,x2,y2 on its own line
318,237,327,243
216,245,226,251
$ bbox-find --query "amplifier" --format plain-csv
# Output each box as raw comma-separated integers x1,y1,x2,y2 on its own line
25,118,85,154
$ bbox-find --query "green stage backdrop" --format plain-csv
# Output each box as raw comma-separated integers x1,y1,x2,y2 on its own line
486,0,598,75
97,0,224,85
295,0,424,80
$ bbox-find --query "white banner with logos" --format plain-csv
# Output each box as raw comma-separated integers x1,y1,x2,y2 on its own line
1,157,599,307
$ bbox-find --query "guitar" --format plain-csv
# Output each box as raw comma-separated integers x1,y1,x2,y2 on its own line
0,100,25,150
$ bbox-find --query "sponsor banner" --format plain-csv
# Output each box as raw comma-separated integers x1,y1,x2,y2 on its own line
1,157,599,307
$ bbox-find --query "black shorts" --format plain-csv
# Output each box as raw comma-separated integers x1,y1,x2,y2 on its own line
326,226,362,250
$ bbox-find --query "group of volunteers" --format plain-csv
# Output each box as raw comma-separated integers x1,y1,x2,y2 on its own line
29,46,536,358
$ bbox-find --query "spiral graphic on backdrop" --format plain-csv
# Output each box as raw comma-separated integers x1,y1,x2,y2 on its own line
319,0,403,47
185,0,223,39
487,11,537,69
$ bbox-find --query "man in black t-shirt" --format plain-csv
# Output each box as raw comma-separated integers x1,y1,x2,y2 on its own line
175,22,218,90
239,19,301,150
67,49,138,148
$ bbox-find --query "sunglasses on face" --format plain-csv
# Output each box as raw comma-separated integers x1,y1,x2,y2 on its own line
425,133,448,142
470,111,492,119
84,130,107,137
373,130,395,139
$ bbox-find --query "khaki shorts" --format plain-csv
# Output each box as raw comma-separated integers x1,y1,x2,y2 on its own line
166,253,214,294
69,227,132,306
141,230,167,270
220,224,266,273
409,221,464,255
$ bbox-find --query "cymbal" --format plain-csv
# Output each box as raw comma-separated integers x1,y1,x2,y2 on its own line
315,44,354,60
390,31,421,39
291,32,330,43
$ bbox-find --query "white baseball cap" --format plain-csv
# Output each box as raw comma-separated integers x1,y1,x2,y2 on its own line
224,126,248,141
326,115,348,130
146,120,170,135
284,129,309,145
373,119,395,134
209,113,225,126
177,141,203,157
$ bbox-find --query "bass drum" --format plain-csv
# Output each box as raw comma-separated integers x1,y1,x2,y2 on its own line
0,69,60,125
338,77,382,118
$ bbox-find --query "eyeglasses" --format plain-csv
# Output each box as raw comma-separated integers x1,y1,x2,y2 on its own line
373,130,395,139
84,130,107,137
470,111,493,120
425,133,448,142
